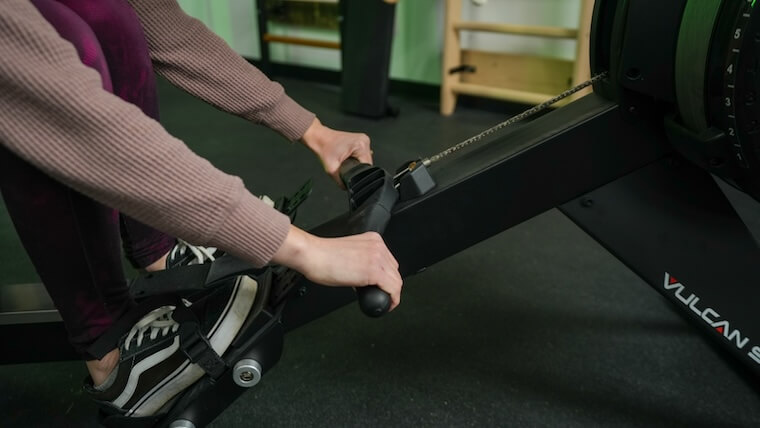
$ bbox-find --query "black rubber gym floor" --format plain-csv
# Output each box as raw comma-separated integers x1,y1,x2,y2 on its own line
1,77,759,427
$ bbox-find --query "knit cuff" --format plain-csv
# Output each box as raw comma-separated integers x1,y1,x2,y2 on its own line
211,191,291,267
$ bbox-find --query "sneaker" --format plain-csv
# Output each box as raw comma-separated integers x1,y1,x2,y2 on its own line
164,196,274,269
86,275,258,417
165,239,223,269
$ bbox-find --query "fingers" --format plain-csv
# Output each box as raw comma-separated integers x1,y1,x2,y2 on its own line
329,133,370,188
364,266,402,310
382,265,403,310
352,133,373,165
299,230,402,311
360,232,403,310
317,129,372,188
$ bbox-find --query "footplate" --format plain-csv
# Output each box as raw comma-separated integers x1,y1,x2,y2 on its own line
99,268,286,428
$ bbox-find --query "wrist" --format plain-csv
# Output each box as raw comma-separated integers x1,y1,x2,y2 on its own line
270,225,313,272
300,118,328,154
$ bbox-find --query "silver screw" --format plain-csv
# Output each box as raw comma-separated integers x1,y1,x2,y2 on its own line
233,359,262,387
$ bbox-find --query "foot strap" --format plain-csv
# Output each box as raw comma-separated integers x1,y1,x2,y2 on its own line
86,295,226,381
173,303,226,379
130,258,264,300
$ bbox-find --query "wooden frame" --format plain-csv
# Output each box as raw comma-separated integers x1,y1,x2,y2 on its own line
255,0,341,74
441,0,595,115
261,34,340,50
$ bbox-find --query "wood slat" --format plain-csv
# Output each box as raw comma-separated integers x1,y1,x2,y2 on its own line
570,0,595,100
451,82,569,107
262,34,340,49
441,0,464,115
453,21,578,39
460,50,574,97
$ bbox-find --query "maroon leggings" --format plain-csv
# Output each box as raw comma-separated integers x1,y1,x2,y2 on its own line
0,0,176,359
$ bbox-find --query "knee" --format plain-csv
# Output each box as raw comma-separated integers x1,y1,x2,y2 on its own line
31,0,112,90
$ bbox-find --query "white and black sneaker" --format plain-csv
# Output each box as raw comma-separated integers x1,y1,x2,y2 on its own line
165,239,223,269
165,195,275,269
86,275,257,417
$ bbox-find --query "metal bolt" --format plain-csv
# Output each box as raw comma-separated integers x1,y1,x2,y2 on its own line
233,359,262,388
298,286,308,296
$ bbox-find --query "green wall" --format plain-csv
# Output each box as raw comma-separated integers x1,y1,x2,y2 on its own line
391,0,443,84
177,0,581,85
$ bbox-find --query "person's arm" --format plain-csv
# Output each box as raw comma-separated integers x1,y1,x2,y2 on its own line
126,0,375,184
0,1,289,266
126,0,315,142
0,2,402,305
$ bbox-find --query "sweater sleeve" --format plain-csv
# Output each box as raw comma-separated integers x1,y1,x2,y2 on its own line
0,1,290,267
127,0,316,141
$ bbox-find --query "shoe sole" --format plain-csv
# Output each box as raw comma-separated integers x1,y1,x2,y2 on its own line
125,275,257,417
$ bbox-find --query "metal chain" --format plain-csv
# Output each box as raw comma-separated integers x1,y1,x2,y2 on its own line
420,72,608,167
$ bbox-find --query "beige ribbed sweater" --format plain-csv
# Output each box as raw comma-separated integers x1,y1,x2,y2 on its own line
0,0,318,266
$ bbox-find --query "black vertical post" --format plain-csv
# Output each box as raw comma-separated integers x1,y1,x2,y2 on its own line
340,0,397,117
256,0,272,75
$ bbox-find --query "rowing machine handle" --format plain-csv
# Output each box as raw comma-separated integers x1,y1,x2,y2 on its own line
339,158,399,317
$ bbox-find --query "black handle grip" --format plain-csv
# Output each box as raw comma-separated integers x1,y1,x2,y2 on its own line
339,157,395,318
356,286,392,318
339,157,361,182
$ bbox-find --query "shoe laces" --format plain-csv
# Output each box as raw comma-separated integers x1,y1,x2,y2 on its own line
170,239,218,265
124,306,180,351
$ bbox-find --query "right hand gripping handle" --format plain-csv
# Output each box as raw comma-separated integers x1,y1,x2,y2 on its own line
339,158,398,317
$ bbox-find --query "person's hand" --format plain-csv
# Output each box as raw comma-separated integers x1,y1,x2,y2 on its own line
301,118,372,187
271,225,403,310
